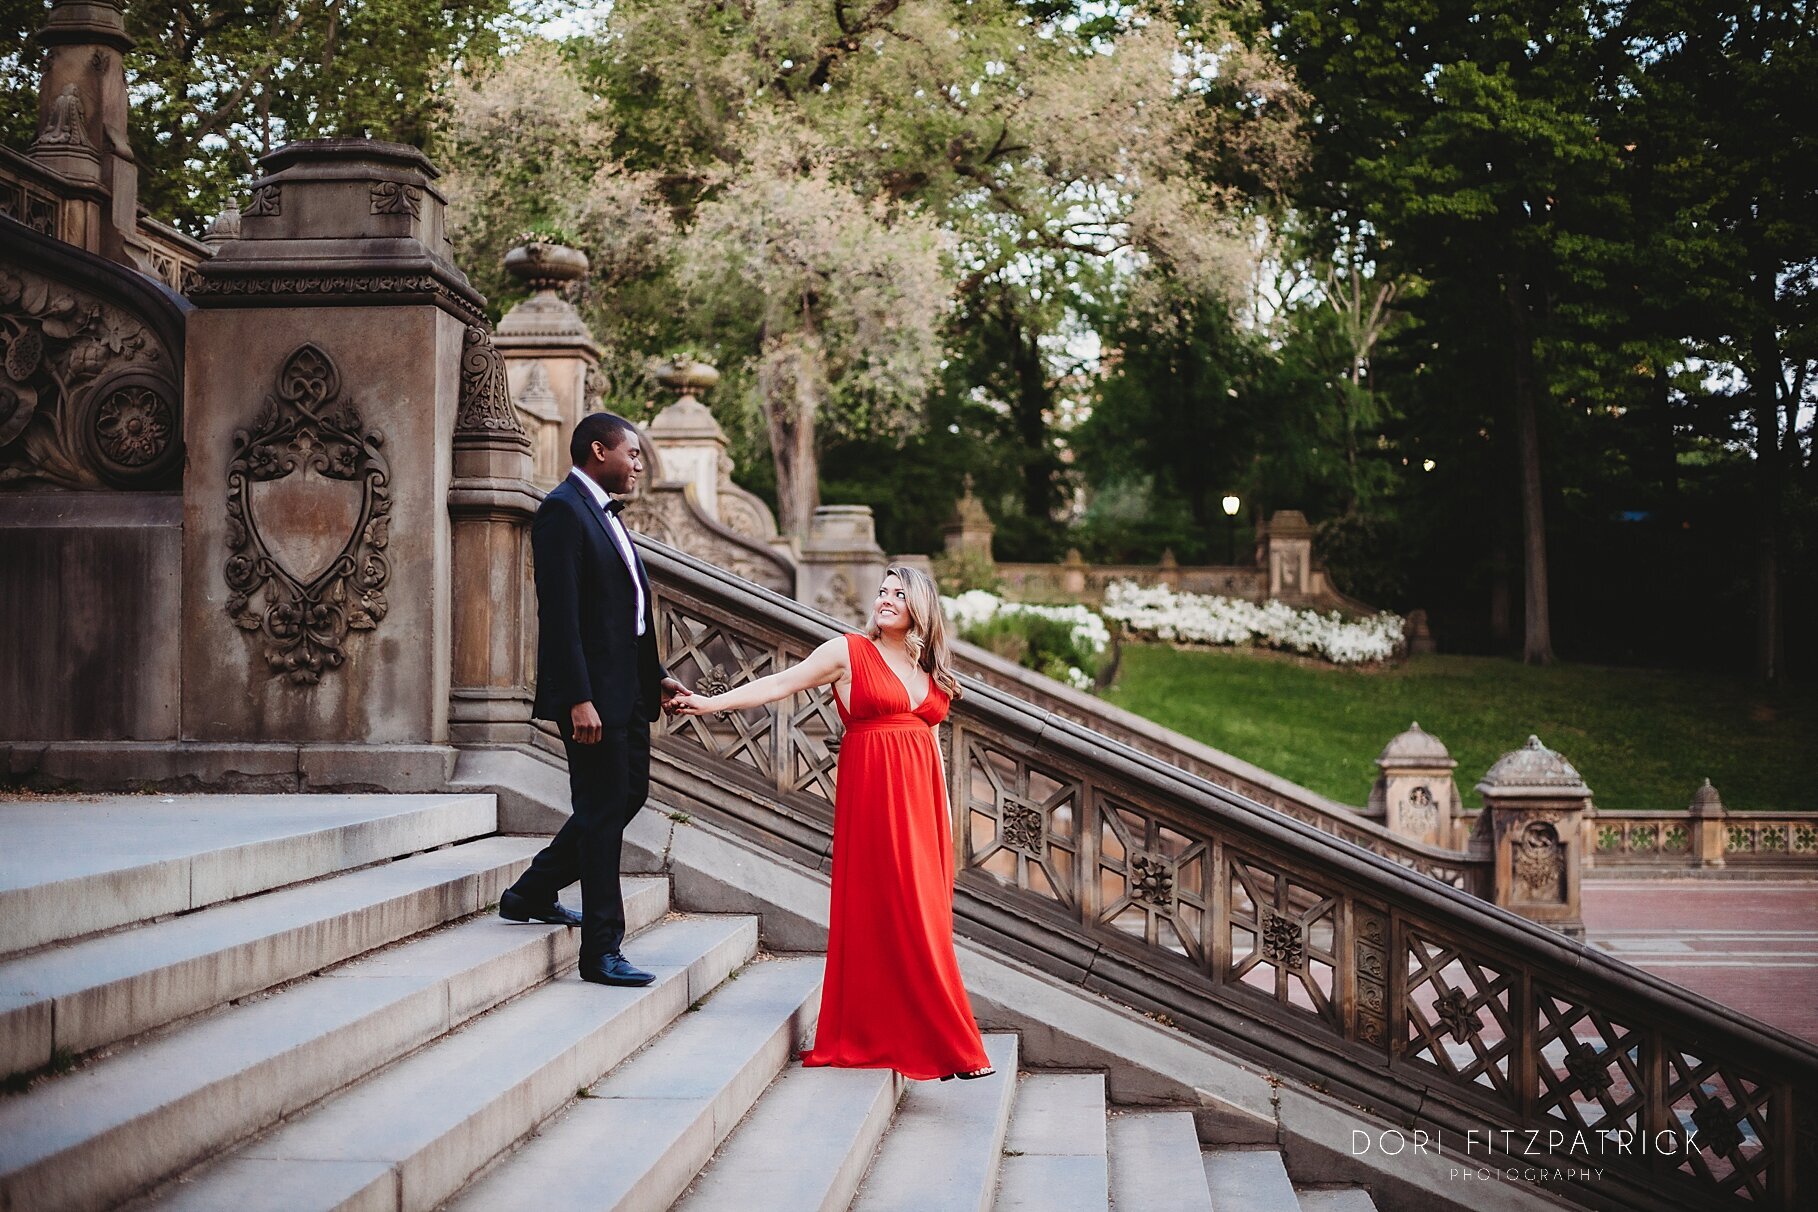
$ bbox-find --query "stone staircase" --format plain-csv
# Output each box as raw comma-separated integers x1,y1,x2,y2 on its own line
0,793,1405,1212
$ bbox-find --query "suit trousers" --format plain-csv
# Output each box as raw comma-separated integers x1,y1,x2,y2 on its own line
509,713,652,961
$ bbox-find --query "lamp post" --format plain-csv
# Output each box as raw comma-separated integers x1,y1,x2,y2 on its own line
1221,493,1241,565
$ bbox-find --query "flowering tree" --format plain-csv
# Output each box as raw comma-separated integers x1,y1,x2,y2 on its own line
676,125,947,537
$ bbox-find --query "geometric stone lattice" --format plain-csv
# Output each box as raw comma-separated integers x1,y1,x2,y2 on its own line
1664,1046,1773,1202
1534,992,1644,1140
1097,802,1207,964
1402,931,1516,1104
1226,854,1338,1027
963,741,1079,910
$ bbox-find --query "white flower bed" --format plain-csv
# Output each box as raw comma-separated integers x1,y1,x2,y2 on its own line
1100,581,1404,665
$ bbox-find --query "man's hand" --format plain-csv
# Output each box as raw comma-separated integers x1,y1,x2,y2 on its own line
659,676,688,715
569,701,603,745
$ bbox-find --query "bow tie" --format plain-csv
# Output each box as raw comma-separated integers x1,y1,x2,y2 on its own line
603,498,625,516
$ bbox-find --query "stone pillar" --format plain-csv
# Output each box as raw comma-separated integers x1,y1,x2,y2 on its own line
1366,722,1462,847
494,241,599,490
1688,778,1727,870
448,323,540,743
1062,548,1087,596
1470,736,1589,937
799,505,886,627
1158,548,1181,590
1262,510,1315,601
27,0,145,265
183,138,479,745
645,359,727,520
942,478,995,559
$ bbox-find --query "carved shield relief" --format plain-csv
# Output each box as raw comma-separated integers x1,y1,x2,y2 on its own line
224,344,392,684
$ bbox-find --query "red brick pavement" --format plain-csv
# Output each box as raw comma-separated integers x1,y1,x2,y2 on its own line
1583,879,1818,1044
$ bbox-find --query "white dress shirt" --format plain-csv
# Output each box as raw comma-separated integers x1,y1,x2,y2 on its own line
568,467,647,636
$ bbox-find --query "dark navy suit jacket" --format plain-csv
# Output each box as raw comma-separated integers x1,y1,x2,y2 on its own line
530,476,667,727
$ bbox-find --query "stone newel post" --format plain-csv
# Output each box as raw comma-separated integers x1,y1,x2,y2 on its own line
1688,778,1728,870
799,506,887,626
1469,736,1590,937
1368,722,1462,848
494,241,600,490
448,321,539,744
183,138,480,744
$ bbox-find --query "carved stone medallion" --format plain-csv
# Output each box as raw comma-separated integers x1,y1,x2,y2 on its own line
224,344,392,684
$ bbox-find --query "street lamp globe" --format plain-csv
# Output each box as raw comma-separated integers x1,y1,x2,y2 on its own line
1221,494,1241,517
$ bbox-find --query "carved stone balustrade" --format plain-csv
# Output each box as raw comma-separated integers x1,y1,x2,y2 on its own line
639,537,1818,1212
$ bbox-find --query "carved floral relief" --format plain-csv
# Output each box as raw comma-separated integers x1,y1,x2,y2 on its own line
0,265,180,489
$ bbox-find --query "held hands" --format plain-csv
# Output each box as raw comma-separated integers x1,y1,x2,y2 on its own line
658,676,688,715
667,691,721,717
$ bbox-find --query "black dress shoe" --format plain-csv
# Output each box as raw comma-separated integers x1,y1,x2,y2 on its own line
499,889,582,928
579,953,655,987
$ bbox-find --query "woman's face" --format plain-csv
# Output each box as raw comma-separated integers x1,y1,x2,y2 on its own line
873,574,912,637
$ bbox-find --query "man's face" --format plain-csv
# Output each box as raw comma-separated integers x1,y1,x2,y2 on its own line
590,432,643,495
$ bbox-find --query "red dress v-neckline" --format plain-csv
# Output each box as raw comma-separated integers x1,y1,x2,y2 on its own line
857,634,933,714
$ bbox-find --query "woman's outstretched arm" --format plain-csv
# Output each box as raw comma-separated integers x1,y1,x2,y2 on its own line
670,635,850,715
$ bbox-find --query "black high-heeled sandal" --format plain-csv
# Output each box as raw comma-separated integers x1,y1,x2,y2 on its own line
940,1067,996,1081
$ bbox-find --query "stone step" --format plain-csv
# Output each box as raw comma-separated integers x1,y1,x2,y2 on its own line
850,1034,1019,1212
0,879,666,1212
673,1061,905,1212
0,793,496,957
1108,1110,1217,1212
1294,1187,1380,1212
1204,1148,1303,1212
448,955,825,1212
995,1073,1109,1212
147,913,756,1212
0,835,540,1076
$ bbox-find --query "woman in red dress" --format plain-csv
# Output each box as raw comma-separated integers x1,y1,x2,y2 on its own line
669,565,993,1081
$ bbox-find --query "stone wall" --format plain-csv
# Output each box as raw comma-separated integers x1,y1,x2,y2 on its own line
0,493,181,740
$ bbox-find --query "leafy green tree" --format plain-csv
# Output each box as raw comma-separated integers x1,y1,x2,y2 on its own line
2,0,526,234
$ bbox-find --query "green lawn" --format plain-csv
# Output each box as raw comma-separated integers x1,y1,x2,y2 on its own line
1101,645,1818,813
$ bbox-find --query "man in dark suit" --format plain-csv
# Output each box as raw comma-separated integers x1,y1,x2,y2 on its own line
499,412,685,986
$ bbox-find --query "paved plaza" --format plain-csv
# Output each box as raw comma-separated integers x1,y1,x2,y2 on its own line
1585,879,1818,1044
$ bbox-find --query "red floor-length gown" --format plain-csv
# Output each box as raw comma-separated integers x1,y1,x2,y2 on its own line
800,632,992,1080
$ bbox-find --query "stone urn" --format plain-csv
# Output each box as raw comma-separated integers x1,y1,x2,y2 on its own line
653,357,721,397
504,241,589,292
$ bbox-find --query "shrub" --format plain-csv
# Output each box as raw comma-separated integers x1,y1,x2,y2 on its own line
942,590,1109,689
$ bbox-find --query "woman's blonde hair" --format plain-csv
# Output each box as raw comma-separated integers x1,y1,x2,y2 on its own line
866,564,962,702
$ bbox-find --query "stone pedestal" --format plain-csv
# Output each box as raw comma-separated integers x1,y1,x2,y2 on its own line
1367,723,1462,847
1262,510,1314,601
494,242,599,491
647,360,728,520
943,480,995,559
183,139,480,745
799,505,886,626
1469,736,1589,937
1688,778,1727,870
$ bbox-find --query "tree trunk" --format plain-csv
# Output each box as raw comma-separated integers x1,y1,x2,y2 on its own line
1750,315,1784,686
1006,312,1057,524
1505,272,1554,665
759,333,822,540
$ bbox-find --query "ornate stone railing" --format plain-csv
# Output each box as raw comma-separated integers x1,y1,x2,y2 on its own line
948,640,1490,889
641,539,1818,1212
1595,810,1818,873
